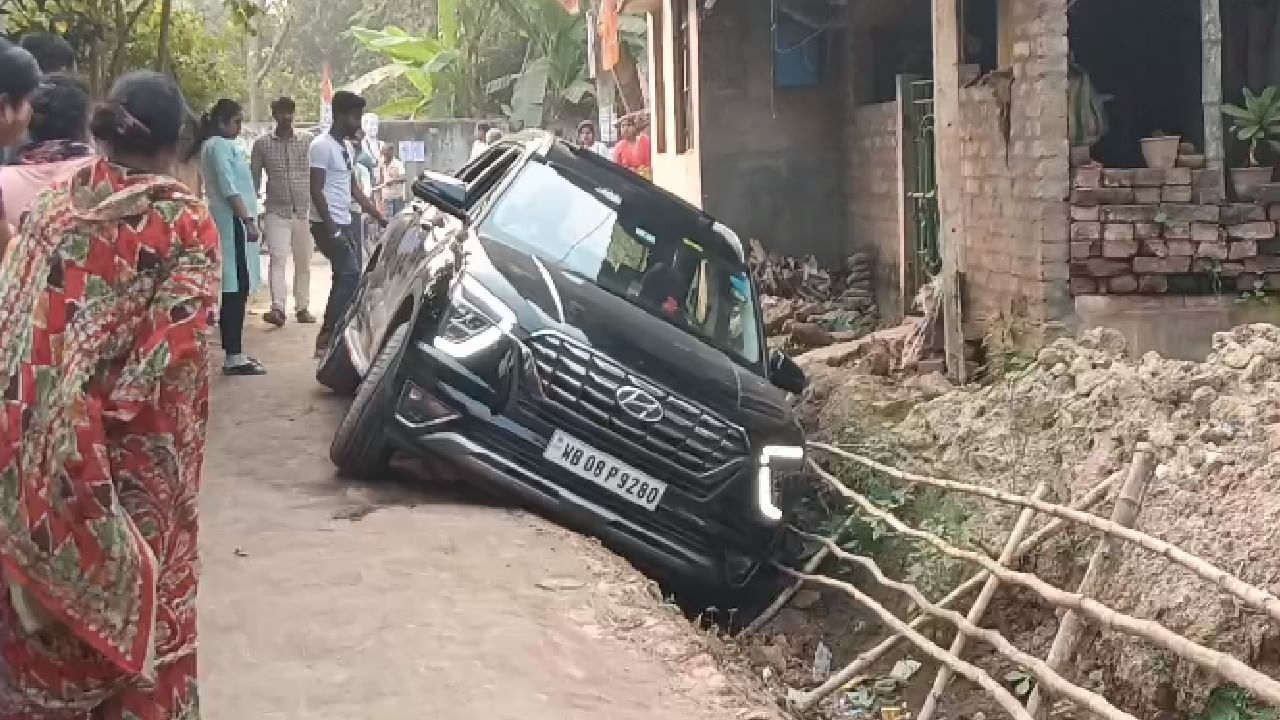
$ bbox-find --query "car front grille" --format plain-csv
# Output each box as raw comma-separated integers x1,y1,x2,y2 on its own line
523,332,750,484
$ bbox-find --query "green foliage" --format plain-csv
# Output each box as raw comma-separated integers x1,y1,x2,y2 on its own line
1224,87,1280,167
1004,669,1037,701
127,5,246,111
1199,686,1278,720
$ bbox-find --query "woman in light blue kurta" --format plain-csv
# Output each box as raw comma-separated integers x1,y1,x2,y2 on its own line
192,98,267,375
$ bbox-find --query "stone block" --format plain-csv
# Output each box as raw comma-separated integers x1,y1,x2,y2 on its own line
1134,187,1163,204
1103,237,1139,258
1070,276,1098,294
1133,256,1191,274
1137,275,1169,293
1102,169,1135,187
1096,187,1136,204
1159,204,1220,224
1070,241,1097,259
1108,275,1139,293
1073,166,1102,189
1101,205,1159,223
1161,185,1194,203
1230,240,1259,260
1070,204,1100,221
1075,259,1131,277
1103,223,1135,242
1194,185,1228,204
1163,221,1192,240
1191,223,1223,243
1196,241,1230,259
1166,239,1195,256
1134,223,1162,239
1220,262,1246,276
1141,238,1168,257
1164,167,1192,185
1191,169,1227,204
1227,221,1277,239
1221,203,1268,224
1244,255,1280,273
1071,222,1102,240
1071,188,1099,206
1269,205,1280,221
1134,168,1166,187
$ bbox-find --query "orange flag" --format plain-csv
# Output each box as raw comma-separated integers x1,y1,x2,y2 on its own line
558,0,581,12
321,63,334,130
599,0,620,71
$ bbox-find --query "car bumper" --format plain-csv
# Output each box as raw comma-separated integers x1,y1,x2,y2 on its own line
384,338,781,588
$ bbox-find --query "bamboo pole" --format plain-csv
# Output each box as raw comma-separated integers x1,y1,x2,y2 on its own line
808,460,1280,706
742,514,859,636
792,477,1114,713
799,544,1141,720
917,481,1049,720
778,567,1034,720
1025,445,1155,717
807,442,1280,625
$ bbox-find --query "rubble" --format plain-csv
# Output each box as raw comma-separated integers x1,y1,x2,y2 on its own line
893,325,1280,716
749,241,879,350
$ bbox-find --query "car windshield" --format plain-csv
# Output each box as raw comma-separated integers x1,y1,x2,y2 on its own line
480,155,763,367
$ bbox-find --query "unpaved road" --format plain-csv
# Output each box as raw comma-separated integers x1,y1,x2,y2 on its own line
198,262,769,719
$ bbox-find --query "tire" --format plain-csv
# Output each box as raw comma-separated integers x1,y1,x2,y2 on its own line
316,328,360,395
330,324,407,479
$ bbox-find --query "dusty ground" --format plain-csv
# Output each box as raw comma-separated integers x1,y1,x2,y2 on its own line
197,260,777,720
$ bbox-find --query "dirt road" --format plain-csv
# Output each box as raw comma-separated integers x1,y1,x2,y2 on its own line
197,264,770,719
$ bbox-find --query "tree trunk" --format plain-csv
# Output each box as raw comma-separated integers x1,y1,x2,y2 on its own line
155,0,173,72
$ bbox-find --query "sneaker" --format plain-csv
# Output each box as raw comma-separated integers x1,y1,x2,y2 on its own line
223,358,267,376
314,330,331,358
263,308,287,327
296,309,317,324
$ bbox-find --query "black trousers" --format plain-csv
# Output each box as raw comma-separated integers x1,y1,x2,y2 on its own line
220,218,251,355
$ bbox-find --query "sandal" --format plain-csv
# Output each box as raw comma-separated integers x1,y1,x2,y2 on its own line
223,358,267,376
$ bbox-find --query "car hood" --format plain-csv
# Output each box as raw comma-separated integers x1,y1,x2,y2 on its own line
465,235,797,440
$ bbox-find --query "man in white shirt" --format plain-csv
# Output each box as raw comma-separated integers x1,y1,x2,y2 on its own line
309,90,387,357
378,143,407,216
469,122,491,160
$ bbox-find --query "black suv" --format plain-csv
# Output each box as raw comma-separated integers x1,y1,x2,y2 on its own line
317,132,807,595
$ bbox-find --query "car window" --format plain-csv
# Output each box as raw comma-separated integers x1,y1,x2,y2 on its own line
480,159,762,367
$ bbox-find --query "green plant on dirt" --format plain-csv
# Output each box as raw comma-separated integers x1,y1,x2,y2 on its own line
981,312,1035,380
1236,288,1271,306
1199,685,1278,720
1224,87,1280,167
1005,669,1037,701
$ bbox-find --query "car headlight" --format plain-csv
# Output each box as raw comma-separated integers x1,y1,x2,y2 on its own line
433,275,516,358
756,445,805,523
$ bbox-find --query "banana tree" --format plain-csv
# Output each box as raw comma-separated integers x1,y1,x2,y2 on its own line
485,0,594,126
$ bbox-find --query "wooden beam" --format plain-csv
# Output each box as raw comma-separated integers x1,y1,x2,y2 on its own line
932,0,969,382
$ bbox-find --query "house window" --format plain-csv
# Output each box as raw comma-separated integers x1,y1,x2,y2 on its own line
774,8,827,88
672,0,693,153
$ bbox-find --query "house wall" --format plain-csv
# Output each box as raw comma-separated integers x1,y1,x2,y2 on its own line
649,3,703,206
695,2,847,263
946,0,1073,345
847,102,905,321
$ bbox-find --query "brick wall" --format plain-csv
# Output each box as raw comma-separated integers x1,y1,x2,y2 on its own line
949,0,1073,344
847,102,903,321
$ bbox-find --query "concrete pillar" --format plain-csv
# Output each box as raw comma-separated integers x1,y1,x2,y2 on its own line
933,0,969,382
1202,0,1226,195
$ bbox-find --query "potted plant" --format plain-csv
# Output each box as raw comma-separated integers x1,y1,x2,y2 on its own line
1224,86,1280,200
1140,130,1181,170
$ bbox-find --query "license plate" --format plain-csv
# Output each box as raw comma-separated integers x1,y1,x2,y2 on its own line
543,430,667,511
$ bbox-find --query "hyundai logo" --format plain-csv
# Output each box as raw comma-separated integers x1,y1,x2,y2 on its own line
616,385,664,423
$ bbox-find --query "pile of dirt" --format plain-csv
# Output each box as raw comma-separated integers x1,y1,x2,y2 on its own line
751,245,879,351
893,325,1280,716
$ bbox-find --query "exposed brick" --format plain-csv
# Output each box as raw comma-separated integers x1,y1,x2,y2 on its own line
1070,276,1098,294
1194,185,1228,204
1076,259,1132,277
1244,255,1280,273
1220,262,1246,276
1230,240,1259,260
1095,188,1136,204
1134,223,1162,239
1071,188,1099,206
1221,203,1268,224
1191,223,1223,243
1133,187,1163,204
1166,239,1195,256
1197,241,1230,259
1163,222,1192,240
1103,239,1139,259
1071,222,1102,240
1101,205,1159,223
1074,166,1102,189
1133,256,1191,273
1137,275,1169,293
1227,221,1277,239
1108,275,1139,293
1160,204,1220,223
1103,224,1135,242
1164,167,1192,185
1102,169,1135,187
1070,241,1097,259
1141,238,1168,257
1134,168,1166,187
1269,205,1280,221
1070,204,1100,221
1191,169,1227,204
1161,185,1193,203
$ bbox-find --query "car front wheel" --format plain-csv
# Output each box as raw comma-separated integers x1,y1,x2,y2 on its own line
330,324,407,479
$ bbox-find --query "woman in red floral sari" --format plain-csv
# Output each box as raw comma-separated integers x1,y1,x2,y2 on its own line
0,71,218,719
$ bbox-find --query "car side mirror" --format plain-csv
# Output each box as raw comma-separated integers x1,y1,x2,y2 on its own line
769,350,806,394
412,171,469,221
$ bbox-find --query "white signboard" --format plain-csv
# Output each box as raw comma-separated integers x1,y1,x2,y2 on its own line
398,141,426,162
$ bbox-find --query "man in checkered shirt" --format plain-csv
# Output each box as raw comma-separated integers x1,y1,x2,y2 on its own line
252,96,316,327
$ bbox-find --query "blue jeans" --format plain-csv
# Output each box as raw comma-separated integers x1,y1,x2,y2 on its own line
311,221,360,334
